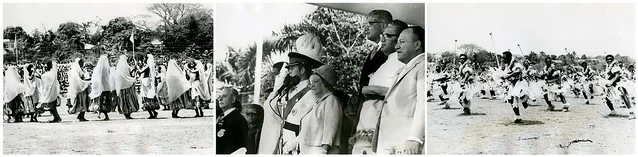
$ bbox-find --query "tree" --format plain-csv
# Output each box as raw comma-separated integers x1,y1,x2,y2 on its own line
100,17,136,52
258,7,372,114
527,51,539,63
150,4,213,58
147,3,212,27
457,44,485,55
3,26,27,39
217,44,256,92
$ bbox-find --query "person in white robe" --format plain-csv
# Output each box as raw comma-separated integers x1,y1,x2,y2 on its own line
5,66,27,122
114,55,140,119
67,58,92,121
166,59,193,118
38,60,63,122
89,54,115,120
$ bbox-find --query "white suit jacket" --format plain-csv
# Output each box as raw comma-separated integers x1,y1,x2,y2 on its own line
376,54,425,154
258,80,310,154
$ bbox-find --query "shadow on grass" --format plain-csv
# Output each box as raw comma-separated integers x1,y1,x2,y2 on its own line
504,120,544,126
458,112,487,116
433,107,462,110
604,114,630,118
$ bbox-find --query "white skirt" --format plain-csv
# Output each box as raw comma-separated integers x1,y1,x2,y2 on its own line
190,80,202,99
141,78,156,98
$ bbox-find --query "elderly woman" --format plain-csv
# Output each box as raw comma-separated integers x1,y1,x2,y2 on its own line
282,65,342,154
114,55,140,119
295,65,342,154
89,55,115,120
166,59,193,118
138,54,160,119
5,66,27,122
68,58,92,121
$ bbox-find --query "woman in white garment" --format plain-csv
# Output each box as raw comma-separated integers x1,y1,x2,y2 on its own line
5,66,27,122
114,55,140,119
156,65,170,110
166,59,193,118
68,58,92,121
205,63,214,109
23,64,41,122
295,65,342,154
89,55,115,120
189,60,210,117
138,54,159,119
352,20,406,154
38,60,63,122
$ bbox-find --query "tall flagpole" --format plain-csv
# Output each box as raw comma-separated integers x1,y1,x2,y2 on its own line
15,35,18,65
130,30,137,66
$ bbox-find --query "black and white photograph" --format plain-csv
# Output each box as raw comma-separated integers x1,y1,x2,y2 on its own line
214,3,425,155
427,3,635,154
3,3,214,154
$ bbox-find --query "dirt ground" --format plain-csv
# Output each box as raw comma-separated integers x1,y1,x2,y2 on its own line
3,104,214,155
427,89,635,155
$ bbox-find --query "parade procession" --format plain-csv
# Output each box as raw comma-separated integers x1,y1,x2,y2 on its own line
427,3,635,154
3,3,215,154
3,1,637,156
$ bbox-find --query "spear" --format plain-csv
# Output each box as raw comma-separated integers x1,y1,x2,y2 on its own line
489,32,500,67
454,39,458,65
517,44,525,56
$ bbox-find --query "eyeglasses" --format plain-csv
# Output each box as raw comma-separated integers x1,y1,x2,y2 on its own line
382,33,399,39
368,21,381,25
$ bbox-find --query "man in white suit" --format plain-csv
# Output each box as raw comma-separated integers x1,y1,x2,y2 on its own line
374,26,425,154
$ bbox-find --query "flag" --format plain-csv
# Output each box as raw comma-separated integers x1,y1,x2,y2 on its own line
129,31,135,44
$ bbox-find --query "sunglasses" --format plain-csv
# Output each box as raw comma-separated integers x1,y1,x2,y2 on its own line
368,21,381,25
382,33,399,39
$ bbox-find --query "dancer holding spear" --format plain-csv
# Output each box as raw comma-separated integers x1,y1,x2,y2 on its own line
539,48,570,112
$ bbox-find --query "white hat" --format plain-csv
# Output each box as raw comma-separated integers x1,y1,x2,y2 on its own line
289,33,323,66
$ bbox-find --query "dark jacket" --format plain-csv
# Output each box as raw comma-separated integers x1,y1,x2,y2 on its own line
246,126,262,154
216,109,248,154
358,49,388,91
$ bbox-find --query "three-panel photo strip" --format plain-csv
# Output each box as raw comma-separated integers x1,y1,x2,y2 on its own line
2,0,636,155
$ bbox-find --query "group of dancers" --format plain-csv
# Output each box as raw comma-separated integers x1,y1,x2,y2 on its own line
4,53,213,123
429,52,636,122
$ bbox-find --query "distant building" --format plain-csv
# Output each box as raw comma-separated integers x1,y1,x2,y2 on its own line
3,39,16,54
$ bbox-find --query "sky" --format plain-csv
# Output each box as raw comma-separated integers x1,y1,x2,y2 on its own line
427,3,635,57
3,3,214,34
215,3,316,61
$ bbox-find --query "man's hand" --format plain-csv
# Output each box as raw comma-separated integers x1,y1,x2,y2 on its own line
321,144,330,154
404,140,422,154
